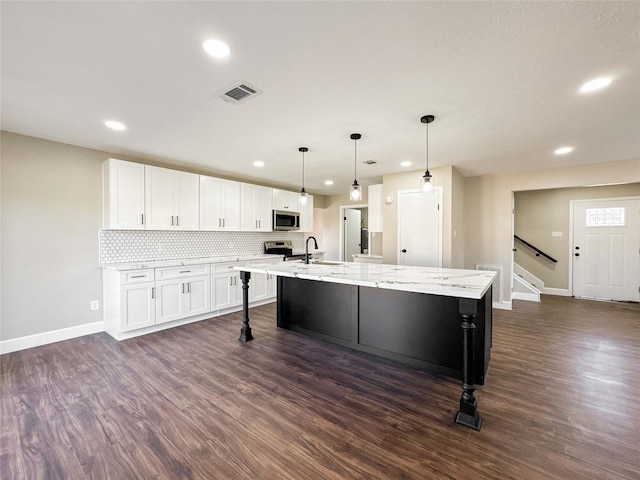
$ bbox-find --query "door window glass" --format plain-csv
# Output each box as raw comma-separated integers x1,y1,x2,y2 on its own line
585,207,625,227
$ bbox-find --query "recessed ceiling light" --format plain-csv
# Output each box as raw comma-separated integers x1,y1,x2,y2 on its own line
253,160,264,167
105,120,125,131
579,77,612,93
554,146,573,155
203,39,230,58
324,180,334,186
400,161,412,167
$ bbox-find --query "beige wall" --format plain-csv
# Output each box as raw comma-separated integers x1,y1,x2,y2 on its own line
465,158,640,305
318,191,369,261
514,183,640,290
381,166,459,266
1,132,105,340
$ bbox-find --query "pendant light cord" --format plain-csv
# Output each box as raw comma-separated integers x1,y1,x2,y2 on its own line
302,150,305,190
425,120,429,172
354,138,357,180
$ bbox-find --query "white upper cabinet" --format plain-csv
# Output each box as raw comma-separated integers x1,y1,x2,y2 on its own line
103,158,146,230
145,166,199,230
240,183,273,231
298,194,314,232
273,189,299,211
200,176,241,231
368,184,383,232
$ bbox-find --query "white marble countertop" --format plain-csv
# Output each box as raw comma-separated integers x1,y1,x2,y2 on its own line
101,254,283,271
234,262,496,300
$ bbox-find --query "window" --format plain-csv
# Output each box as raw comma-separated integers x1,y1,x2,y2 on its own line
585,207,625,227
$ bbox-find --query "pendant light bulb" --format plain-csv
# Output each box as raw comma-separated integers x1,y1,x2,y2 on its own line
299,147,308,205
350,180,361,201
350,133,362,202
420,115,435,193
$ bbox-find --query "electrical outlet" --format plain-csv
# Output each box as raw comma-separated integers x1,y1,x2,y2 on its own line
90,300,99,311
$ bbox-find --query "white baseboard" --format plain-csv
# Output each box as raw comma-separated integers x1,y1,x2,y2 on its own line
493,301,512,311
542,288,571,297
0,321,105,355
512,291,541,302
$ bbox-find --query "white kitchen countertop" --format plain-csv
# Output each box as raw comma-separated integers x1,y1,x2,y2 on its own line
234,262,496,300
101,254,283,271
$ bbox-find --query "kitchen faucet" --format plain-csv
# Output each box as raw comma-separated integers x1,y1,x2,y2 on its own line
305,236,318,264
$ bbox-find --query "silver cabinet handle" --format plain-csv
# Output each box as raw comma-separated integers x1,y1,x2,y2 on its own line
218,218,222,228
141,213,144,225
179,270,191,273
176,216,179,226
187,282,191,293
229,276,233,286
181,283,185,294
131,274,145,278
151,287,155,299
171,215,174,226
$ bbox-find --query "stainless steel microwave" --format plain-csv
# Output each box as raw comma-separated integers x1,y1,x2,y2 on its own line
273,210,300,231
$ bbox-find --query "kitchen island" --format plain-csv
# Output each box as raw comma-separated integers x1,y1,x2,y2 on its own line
234,261,495,430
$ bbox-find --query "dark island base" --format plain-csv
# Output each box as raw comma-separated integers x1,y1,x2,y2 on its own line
276,277,492,385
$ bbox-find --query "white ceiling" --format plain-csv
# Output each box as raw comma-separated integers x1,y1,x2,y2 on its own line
2,1,639,195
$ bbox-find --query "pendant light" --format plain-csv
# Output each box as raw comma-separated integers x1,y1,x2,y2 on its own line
350,133,362,201
420,115,435,193
298,147,308,205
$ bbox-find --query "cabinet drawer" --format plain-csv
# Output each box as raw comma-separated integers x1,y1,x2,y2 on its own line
212,261,249,272
156,264,210,280
121,269,155,284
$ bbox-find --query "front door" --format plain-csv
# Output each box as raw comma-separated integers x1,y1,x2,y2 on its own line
572,198,640,301
398,188,442,267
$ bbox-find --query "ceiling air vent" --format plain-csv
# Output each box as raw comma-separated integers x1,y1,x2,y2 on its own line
217,81,262,104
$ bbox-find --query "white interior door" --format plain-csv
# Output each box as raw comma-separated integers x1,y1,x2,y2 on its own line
343,209,362,262
398,188,442,267
572,198,640,301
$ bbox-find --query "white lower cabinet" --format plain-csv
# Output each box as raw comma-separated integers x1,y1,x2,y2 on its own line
155,265,211,324
104,258,280,340
211,262,245,311
249,258,280,303
121,282,156,332
156,274,210,324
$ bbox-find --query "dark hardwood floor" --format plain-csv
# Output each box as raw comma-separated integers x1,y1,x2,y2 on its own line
1,296,639,479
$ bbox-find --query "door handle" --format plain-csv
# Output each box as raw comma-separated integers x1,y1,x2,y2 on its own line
401,249,407,253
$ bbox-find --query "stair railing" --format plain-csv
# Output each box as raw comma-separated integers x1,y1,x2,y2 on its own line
513,235,558,263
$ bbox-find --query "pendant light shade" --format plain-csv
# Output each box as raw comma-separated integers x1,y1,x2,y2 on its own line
420,115,435,193
298,147,308,205
350,133,362,201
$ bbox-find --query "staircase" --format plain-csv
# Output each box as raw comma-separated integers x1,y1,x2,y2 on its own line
512,263,541,302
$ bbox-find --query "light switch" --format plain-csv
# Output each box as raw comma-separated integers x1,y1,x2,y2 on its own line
551,231,563,238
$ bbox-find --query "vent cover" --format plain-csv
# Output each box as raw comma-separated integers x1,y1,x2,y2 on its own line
217,81,262,104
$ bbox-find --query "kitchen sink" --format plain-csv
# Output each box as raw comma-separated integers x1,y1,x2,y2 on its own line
310,260,345,266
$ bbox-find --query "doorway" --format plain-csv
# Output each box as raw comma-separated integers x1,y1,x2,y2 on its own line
571,197,640,301
340,205,368,262
397,188,442,267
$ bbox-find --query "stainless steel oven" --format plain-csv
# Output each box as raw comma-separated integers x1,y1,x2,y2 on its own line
264,240,307,262
272,210,300,231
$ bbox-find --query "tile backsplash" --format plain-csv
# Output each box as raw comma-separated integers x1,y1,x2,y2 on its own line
99,230,305,264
